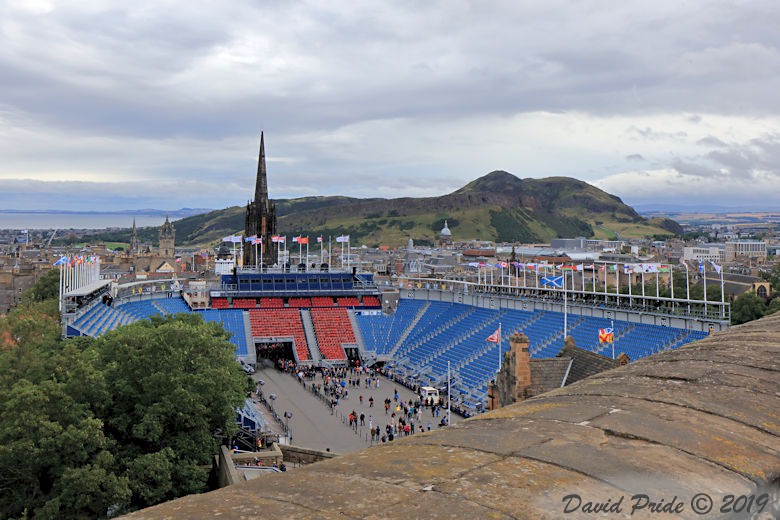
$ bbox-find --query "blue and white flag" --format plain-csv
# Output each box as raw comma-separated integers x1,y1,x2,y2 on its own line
540,275,564,288
53,256,68,267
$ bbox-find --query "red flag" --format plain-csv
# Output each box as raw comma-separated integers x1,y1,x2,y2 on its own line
298,236,309,245
486,328,501,343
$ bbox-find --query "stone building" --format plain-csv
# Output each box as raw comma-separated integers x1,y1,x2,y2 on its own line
158,215,175,258
488,334,628,409
244,132,278,267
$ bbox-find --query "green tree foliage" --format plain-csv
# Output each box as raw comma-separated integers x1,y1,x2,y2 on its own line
0,295,247,517
731,292,768,325
23,268,61,304
0,332,130,518
95,314,247,509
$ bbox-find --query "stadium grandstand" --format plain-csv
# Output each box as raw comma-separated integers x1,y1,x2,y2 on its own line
60,260,724,414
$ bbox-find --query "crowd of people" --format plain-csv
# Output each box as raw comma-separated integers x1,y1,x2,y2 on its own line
276,359,450,445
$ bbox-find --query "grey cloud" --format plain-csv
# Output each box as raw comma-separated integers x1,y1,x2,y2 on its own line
3,1,780,211
696,136,728,147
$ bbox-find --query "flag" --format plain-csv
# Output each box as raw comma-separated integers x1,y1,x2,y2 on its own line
53,256,68,266
710,261,722,274
336,235,349,243
271,235,281,243
175,257,182,263
298,236,309,245
317,236,323,243
598,327,614,343
245,235,257,242
698,261,704,273
468,262,480,267
541,275,564,288
292,236,299,243
486,328,501,343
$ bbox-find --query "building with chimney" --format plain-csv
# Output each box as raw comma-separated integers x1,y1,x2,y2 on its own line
244,132,278,267
488,334,628,409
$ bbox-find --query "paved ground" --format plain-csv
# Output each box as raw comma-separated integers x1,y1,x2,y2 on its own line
252,367,459,454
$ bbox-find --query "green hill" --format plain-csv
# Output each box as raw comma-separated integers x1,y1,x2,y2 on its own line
94,171,682,248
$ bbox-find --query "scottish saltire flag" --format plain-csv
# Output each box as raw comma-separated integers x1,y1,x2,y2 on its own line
53,256,68,266
598,327,614,343
541,275,564,288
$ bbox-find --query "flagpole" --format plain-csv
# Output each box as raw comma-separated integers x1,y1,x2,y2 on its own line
611,319,615,360
497,322,502,372
563,272,568,340
447,360,451,427
306,240,309,271
703,263,708,318
720,265,725,318
684,262,690,314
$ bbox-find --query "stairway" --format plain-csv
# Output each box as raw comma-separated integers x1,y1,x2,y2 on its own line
347,309,369,360
299,309,322,364
388,301,430,357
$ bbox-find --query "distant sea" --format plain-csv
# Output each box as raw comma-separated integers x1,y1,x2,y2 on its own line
0,212,169,230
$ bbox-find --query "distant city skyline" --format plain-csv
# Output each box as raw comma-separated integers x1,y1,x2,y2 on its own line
2,1,779,212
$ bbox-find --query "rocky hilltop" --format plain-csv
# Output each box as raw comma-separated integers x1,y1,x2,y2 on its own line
123,171,683,246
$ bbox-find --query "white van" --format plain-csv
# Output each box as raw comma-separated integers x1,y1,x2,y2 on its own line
420,386,439,405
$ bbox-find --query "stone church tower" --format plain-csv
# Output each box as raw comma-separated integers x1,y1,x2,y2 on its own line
158,214,175,258
244,132,278,266
130,218,140,255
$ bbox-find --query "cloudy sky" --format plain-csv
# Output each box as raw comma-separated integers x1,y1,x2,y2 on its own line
2,0,779,212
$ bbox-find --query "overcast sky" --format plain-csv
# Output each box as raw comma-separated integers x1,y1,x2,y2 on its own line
2,0,779,212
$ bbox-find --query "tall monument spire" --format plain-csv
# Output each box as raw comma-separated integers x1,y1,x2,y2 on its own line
255,131,267,206
130,217,139,255
245,131,278,267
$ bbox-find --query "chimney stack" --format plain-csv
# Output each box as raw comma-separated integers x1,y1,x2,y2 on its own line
511,332,531,401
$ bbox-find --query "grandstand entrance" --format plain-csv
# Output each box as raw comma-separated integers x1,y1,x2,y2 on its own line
343,346,360,366
255,341,296,365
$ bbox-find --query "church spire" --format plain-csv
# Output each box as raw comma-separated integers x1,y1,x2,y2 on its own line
255,132,267,205
130,217,139,255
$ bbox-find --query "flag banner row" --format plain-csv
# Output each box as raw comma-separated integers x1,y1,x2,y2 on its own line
53,255,100,267
466,261,676,273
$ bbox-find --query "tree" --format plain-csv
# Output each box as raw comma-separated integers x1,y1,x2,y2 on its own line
95,314,247,509
731,292,767,325
23,268,61,304
0,329,130,518
0,282,247,516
